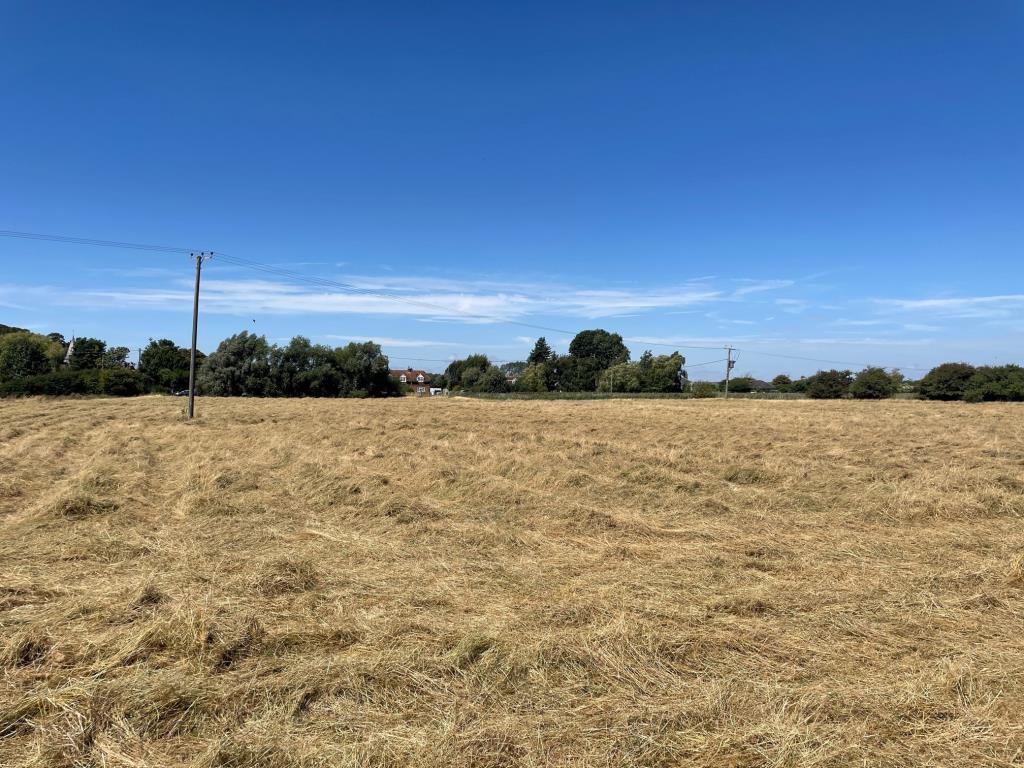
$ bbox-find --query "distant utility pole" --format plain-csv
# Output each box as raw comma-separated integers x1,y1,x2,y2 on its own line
723,345,735,399
187,252,212,420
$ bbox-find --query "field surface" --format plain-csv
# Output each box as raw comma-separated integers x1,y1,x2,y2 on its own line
1,396,1023,767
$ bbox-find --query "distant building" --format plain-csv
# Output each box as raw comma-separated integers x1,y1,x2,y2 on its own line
391,368,435,396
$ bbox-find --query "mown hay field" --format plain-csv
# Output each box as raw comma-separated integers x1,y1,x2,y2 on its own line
1,396,1023,767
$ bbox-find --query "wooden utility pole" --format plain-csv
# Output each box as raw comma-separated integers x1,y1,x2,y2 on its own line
187,252,210,419
723,345,735,398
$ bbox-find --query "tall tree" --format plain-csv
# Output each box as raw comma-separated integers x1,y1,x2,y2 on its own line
334,341,394,396
67,337,106,370
197,332,273,396
442,354,507,393
139,338,196,392
271,336,339,396
102,346,131,368
568,329,629,369
527,337,553,365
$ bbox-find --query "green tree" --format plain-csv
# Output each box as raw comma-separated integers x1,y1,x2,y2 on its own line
334,341,395,396
477,365,509,393
527,337,553,365
0,332,53,382
637,351,685,392
598,361,642,392
805,369,853,399
919,362,976,401
139,339,196,392
516,363,549,392
554,354,604,392
850,367,900,399
963,365,1024,402
443,354,489,391
442,354,508,393
67,337,107,370
271,336,340,397
771,374,792,392
101,346,131,368
568,329,629,369
197,332,273,396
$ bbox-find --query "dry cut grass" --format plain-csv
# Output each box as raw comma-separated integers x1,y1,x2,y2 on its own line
1,395,1023,767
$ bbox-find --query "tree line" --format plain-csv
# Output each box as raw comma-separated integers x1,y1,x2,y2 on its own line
697,364,1023,401
437,330,687,394
0,326,398,398
1,322,1021,401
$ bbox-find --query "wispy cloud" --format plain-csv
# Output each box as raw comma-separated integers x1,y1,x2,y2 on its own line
875,294,1024,319
731,279,794,298
775,298,810,313
324,335,461,348
0,275,728,322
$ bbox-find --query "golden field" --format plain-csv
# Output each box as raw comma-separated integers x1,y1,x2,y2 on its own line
1,395,1023,767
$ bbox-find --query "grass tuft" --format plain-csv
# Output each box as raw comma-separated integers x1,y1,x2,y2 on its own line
255,558,322,595
46,493,117,518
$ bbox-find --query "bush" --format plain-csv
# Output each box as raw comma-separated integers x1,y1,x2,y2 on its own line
919,362,976,401
0,332,57,381
850,367,900,399
805,370,853,399
963,365,1024,403
691,381,718,398
96,368,146,396
721,376,754,393
0,368,144,397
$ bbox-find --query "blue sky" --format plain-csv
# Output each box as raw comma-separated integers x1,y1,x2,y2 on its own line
1,1,1021,377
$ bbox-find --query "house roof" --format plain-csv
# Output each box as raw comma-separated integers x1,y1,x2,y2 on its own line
391,369,432,384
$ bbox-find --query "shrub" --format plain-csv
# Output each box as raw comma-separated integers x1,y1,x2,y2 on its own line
97,368,146,396
805,370,853,399
0,368,144,397
721,376,754,393
850,367,900,399
0,332,55,381
963,365,1024,403
691,381,718,398
919,362,976,401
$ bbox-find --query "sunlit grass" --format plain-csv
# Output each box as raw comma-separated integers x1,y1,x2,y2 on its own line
1,395,1022,766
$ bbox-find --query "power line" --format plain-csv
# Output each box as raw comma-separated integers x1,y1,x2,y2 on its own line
0,228,935,371
0,229,194,254
0,232,726,351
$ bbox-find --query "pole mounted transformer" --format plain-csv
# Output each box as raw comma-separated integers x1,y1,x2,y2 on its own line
724,346,735,398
